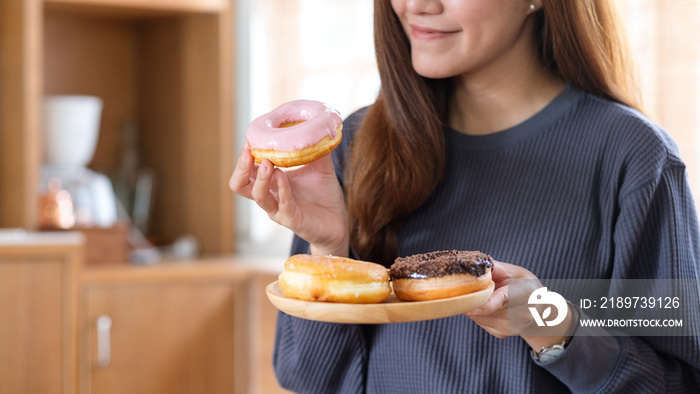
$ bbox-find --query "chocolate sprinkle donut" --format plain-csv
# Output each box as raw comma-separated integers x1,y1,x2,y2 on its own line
389,250,493,280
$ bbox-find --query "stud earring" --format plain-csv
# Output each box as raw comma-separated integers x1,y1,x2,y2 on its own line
530,4,536,10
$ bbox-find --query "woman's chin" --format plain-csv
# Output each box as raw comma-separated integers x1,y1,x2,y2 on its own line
411,59,458,80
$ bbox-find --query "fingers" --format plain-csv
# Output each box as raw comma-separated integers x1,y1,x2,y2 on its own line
465,262,546,339
467,287,509,317
467,263,510,317
229,146,300,230
490,261,514,285
229,147,257,198
274,167,297,223
230,148,283,217
467,261,537,317
491,260,538,285
251,159,280,214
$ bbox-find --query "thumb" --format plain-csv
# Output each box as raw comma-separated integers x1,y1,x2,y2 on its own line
490,261,514,285
302,152,336,174
468,286,509,316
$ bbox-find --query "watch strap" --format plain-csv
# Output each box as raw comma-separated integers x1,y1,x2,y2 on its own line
532,301,579,363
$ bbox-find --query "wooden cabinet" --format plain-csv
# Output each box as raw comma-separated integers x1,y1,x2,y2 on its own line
81,259,251,394
0,232,83,394
248,271,294,394
1,4,245,388
0,232,288,394
0,0,235,254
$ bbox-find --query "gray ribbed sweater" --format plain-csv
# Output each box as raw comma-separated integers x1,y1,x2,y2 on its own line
273,86,700,393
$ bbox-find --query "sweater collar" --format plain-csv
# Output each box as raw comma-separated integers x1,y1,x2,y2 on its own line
446,84,583,153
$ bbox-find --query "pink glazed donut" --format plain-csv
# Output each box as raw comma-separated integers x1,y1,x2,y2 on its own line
245,100,343,167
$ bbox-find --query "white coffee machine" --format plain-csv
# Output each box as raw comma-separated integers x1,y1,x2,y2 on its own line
40,95,118,228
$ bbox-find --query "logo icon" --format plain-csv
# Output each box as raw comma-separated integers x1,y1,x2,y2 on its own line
528,287,568,327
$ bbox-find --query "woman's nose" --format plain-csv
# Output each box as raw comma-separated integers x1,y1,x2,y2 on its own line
406,0,443,15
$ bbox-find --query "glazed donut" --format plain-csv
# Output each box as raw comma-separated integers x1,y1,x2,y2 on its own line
278,254,391,303
246,100,343,167
389,250,493,301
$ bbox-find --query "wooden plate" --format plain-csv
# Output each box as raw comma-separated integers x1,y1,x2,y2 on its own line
266,280,495,324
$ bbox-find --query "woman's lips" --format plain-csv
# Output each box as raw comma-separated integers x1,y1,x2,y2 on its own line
410,24,458,41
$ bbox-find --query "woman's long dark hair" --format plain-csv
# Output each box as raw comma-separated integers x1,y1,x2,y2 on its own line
345,0,640,265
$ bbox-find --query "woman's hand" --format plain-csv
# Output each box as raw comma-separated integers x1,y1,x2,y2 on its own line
466,261,574,353
229,147,349,257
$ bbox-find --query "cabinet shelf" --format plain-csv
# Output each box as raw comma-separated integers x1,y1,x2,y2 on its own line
0,0,235,255
44,0,228,15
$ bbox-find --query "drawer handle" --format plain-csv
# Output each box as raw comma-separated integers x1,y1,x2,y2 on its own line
96,315,112,368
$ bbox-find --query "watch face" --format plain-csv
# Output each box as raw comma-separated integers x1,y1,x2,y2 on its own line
536,346,566,363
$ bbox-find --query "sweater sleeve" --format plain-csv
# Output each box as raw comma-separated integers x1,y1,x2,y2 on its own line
273,236,367,394
537,163,700,393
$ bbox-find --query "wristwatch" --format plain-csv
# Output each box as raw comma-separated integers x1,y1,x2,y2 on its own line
532,301,579,363
534,338,569,363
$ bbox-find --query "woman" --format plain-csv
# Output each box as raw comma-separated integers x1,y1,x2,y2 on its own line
231,0,700,392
